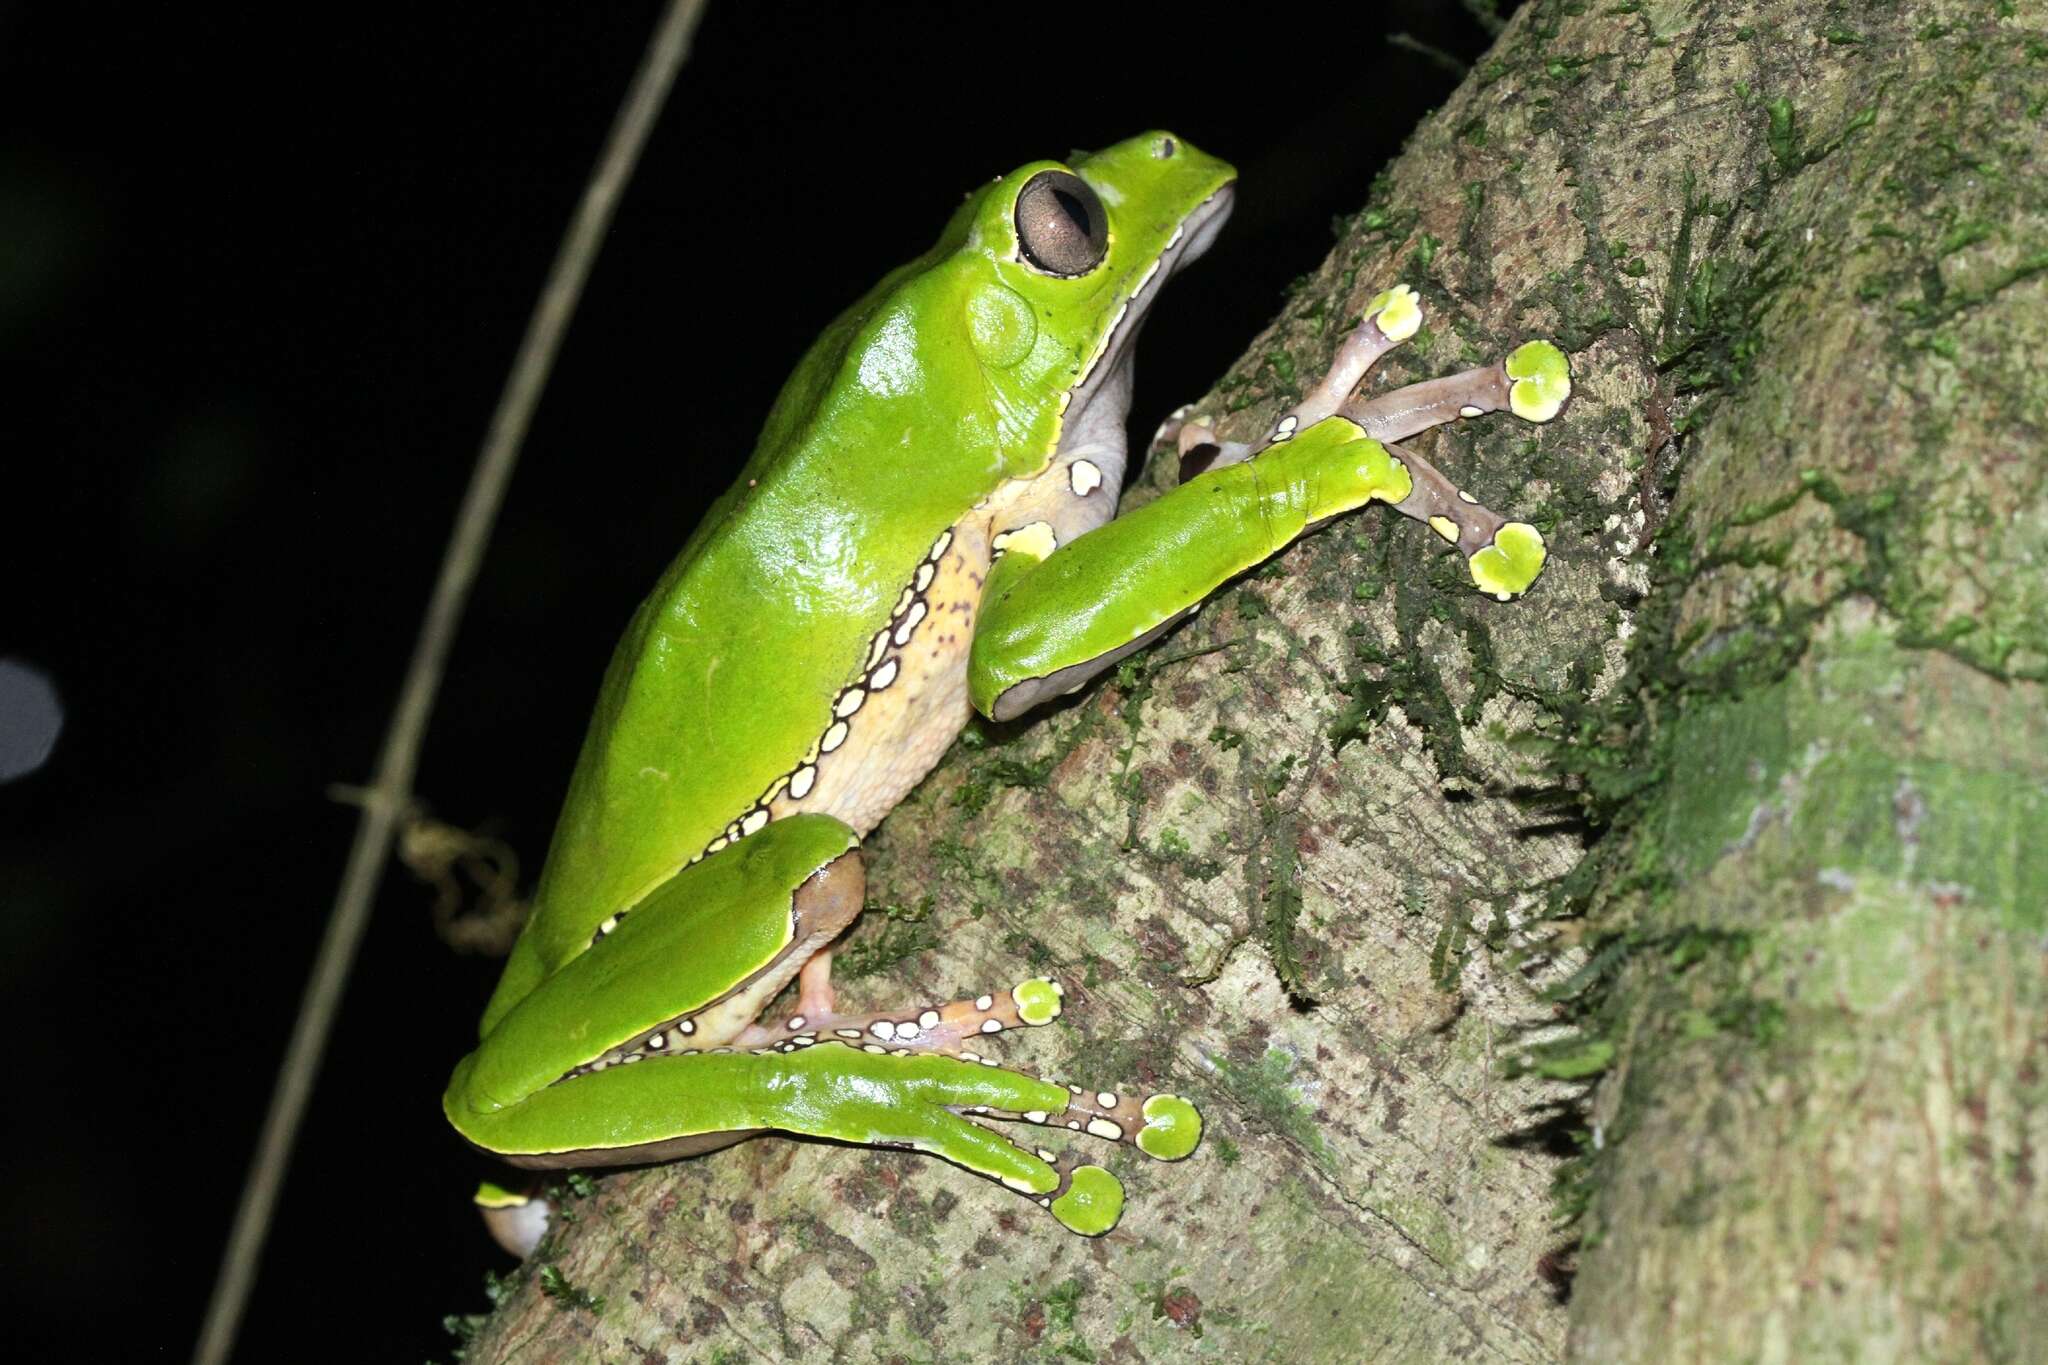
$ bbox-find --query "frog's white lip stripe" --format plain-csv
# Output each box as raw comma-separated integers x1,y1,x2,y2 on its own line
1067,183,1236,415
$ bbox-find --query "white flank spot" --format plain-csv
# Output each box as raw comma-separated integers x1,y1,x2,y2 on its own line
981,1018,1003,1034
1087,1118,1124,1140
680,1019,695,1034
892,601,927,645
862,1044,886,1054
914,562,935,591
974,994,993,1011
869,659,899,690
836,1028,862,1038
1273,415,1298,440
918,1009,939,1029
741,808,769,836
1458,489,1479,503
894,586,915,615
1096,1091,1118,1108
835,688,864,718
896,1021,921,1041
930,529,952,560
788,765,817,799
1069,459,1103,497
822,721,850,753
872,1019,897,1040
788,1016,806,1030
1024,1109,1048,1124
1460,404,1484,418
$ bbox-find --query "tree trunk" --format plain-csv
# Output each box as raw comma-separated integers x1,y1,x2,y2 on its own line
461,2,2048,1359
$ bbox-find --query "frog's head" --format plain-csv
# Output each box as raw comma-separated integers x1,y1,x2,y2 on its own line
947,131,1236,480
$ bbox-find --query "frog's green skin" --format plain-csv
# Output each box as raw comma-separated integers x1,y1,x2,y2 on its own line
445,132,1571,1243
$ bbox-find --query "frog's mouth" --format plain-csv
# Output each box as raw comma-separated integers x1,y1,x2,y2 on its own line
1057,183,1236,485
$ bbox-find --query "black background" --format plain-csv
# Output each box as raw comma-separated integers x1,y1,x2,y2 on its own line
1,4,1513,1358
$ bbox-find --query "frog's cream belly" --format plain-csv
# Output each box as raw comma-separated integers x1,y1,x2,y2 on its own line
762,453,1117,837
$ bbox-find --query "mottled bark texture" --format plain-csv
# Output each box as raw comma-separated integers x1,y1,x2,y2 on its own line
459,3,2048,1360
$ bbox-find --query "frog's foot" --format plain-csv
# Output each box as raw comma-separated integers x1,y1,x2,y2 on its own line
842,1043,1194,1234
737,976,1069,1055
821,1045,1142,1234
1179,283,1424,481
1341,337,1572,443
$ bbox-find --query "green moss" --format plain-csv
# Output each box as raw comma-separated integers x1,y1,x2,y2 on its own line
535,1265,604,1315
834,895,941,981
1211,1047,1331,1163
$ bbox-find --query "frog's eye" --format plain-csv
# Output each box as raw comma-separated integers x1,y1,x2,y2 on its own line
1015,170,1108,278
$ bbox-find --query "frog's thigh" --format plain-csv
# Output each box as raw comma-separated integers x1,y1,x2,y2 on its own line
968,419,1410,721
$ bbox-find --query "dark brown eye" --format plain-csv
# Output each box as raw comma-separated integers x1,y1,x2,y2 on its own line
1014,170,1108,277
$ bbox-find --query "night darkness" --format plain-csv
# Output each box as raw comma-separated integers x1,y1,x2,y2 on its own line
2,5,1513,1358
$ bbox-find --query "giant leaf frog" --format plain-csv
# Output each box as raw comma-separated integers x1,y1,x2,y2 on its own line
444,131,1570,1241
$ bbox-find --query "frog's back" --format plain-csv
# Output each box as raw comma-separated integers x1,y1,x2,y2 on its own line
525,254,1012,961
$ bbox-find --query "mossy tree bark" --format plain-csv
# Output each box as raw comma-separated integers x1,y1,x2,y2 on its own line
461,3,2048,1360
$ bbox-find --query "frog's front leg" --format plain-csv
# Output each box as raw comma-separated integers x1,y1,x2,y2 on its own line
1173,283,1569,478
970,380,1558,720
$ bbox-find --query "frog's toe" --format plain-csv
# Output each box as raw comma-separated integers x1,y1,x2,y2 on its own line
1505,339,1571,422
1467,521,1547,601
1134,1093,1202,1161
739,977,1065,1058
1048,1164,1124,1236
1009,976,1064,1026
995,1083,1204,1163
1365,282,1424,342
